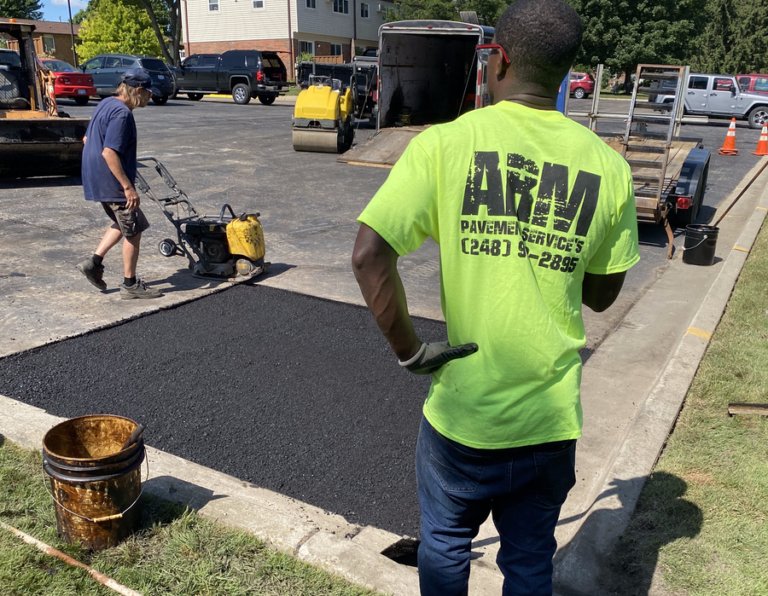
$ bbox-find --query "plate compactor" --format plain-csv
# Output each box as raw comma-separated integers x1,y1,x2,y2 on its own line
292,76,355,153
135,157,269,280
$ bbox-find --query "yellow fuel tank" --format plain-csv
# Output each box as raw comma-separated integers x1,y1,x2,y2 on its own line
226,215,265,262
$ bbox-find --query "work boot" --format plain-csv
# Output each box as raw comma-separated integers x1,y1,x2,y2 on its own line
77,258,106,290
119,279,163,300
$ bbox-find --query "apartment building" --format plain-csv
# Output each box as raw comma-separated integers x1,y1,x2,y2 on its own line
183,0,394,73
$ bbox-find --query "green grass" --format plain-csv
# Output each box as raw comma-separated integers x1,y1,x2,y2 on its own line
608,219,768,595
0,441,380,596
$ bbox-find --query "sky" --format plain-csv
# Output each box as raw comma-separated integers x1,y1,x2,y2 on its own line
42,0,90,23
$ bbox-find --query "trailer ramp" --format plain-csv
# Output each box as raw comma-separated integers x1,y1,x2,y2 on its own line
337,126,427,168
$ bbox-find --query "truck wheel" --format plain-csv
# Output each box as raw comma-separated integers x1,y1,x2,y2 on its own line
152,95,169,105
748,106,768,129
573,87,586,99
232,84,251,105
258,95,276,105
74,96,89,106
187,93,203,101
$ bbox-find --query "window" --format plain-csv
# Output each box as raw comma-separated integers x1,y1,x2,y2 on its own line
253,0,265,9
755,78,768,93
182,56,199,67
299,41,313,55
105,56,122,68
360,2,368,17
179,49,186,60
139,58,167,71
209,0,219,11
84,57,103,70
688,76,707,90
714,78,734,92
200,56,219,67
306,0,315,7
42,35,55,54
330,44,342,56
333,0,349,13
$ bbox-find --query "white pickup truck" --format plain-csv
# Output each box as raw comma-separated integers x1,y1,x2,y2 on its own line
652,72,768,128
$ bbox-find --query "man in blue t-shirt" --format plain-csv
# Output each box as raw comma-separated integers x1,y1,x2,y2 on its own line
77,69,163,300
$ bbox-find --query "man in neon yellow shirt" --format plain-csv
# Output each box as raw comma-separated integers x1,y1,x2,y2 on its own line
352,1,639,594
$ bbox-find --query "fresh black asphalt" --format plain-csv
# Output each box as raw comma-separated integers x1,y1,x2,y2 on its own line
0,284,449,537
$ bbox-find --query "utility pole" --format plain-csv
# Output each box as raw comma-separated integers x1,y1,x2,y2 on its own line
67,0,77,66
287,0,294,79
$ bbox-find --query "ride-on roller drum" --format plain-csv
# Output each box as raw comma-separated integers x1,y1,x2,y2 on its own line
292,76,355,153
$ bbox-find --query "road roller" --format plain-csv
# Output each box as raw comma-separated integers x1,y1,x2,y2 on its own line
292,76,355,153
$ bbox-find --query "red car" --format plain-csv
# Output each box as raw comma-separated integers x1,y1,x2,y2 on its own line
737,74,768,96
40,59,96,106
569,72,595,99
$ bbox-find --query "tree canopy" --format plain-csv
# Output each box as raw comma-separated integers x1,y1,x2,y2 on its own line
76,0,161,62
0,0,43,20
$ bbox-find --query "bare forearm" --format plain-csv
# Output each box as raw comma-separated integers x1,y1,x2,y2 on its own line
352,226,421,360
102,148,133,191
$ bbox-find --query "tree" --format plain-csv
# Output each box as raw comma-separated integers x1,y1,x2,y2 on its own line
455,0,510,27
566,0,707,84
0,0,43,20
77,0,161,62
126,0,183,66
691,0,768,73
385,0,458,22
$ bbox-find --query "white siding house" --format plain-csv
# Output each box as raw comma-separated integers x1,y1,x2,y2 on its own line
183,0,393,75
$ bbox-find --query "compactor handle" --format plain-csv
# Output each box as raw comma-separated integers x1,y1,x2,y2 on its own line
218,204,237,222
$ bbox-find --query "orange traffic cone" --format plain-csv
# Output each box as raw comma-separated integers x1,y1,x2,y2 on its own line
753,124,768,156
718,118,739,155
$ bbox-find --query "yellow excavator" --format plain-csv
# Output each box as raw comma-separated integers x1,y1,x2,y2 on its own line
292,75,355,153
0,21,88,177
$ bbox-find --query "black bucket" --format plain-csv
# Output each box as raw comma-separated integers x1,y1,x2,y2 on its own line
682,224,719,266
42,415,145,551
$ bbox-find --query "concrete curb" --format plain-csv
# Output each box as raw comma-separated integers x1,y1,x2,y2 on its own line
0,394,420,596
553,161,768,595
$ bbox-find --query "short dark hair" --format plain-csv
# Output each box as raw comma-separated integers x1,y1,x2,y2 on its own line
495,0,583,94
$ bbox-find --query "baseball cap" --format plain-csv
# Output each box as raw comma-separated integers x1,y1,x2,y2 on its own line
122,68,161,97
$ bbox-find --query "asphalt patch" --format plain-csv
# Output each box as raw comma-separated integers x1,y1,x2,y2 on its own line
0,284,448,537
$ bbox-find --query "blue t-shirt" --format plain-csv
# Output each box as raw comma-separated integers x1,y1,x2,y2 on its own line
82,97,137,202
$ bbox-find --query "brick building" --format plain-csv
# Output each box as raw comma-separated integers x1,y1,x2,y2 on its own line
183,0,395,76
0,18,81,65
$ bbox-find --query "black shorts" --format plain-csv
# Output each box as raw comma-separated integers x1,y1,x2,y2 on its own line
102,202,150,238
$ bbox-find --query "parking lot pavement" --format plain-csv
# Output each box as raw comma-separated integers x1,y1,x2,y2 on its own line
4,96,758,361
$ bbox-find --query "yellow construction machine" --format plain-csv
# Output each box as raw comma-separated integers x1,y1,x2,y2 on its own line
292,76,355,153
0,21,88,177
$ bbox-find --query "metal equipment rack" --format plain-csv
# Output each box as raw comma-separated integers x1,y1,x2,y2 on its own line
566,64,710,258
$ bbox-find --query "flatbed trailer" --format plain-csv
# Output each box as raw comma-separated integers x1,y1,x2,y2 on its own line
566,64,711,257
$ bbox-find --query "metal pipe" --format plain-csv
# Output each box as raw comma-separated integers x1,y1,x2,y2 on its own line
713,158,768,228
287,0,294,79
183,0,191,57
0,521,143,596
67,0,77,67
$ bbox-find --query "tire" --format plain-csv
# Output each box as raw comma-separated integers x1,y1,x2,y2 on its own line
232,84,251,105
573,87,586,99
338,119,354,153
748,106,768,129
258,94,276,105
583,93,590,99
187,93,203,101
152,95,169,105
74,96,89,106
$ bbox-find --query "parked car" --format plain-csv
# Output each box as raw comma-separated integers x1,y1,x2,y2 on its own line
652,72,768,128
737,74,768,96
569,72,594,99
174,50,288,105
79,54,175,105
0,48,21,69
40,59,96,105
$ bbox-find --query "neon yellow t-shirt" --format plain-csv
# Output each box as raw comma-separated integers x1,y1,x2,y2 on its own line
358,101,640,449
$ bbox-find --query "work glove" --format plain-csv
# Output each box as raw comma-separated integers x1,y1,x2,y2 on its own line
398,341,479,375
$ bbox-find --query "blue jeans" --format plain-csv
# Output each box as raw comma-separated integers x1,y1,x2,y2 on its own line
416,416,576,596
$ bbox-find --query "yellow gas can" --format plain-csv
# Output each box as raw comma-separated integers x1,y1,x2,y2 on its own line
226,215,265,262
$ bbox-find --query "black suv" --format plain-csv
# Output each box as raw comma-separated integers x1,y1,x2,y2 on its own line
79,54,175,104
174,50,288,105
